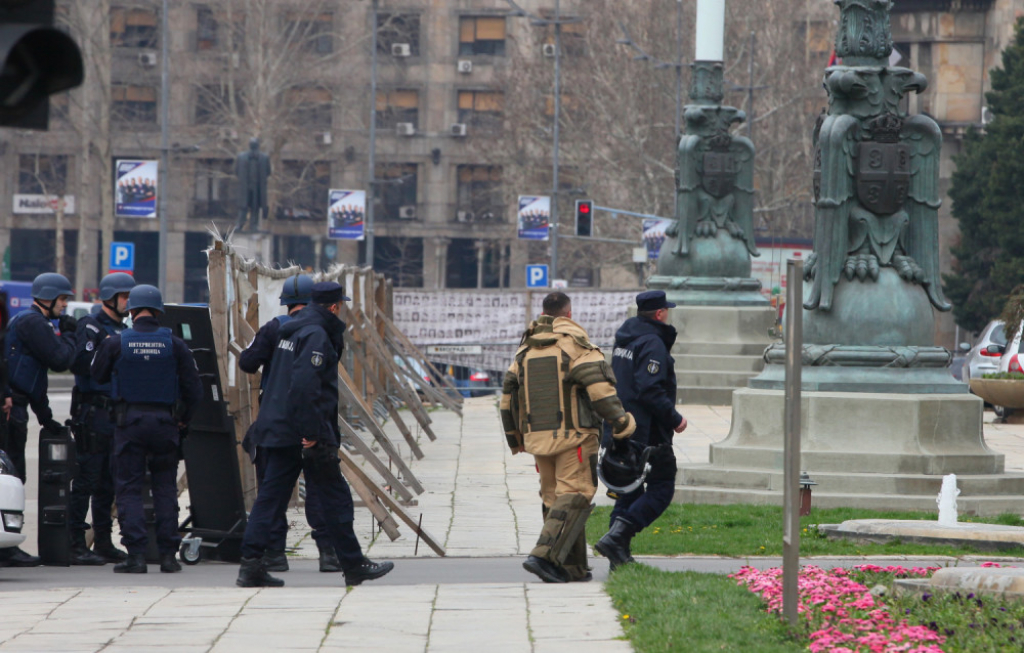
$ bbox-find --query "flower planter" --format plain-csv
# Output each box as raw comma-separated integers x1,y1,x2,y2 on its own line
968,378,1024,409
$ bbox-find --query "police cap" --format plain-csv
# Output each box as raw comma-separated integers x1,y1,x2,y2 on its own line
311,281,350,305
635,290,676,312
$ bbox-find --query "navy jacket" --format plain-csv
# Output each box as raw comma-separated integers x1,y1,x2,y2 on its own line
6,305,76,421
71,309,124,395
610,315,682,447
249,304,344,449
90,316,204,424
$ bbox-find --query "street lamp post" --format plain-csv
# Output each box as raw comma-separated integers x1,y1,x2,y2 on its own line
366,0,379,268
158,0,169,293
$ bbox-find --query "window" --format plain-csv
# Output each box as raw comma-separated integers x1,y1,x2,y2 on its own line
456,165,502,218
374,163,417,220
192,159,235,219
277,161,330,221
50,92,70,123
542,14,587,56
112,84,158,123
459,16,505,56
197,7,217,50
19,154,69,194
457,90,503,131
195,6,244,51
283,11,333,55
195,84,245,124
544,93,581,119
376,89,419,129
111,7,158,49
378,13,421,56
286,87,332,129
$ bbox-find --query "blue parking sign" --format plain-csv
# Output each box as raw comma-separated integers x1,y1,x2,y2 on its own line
526,264,548,288
110,242,135,272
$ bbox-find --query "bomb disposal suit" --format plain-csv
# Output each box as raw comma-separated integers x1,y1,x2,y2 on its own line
500,315,635,580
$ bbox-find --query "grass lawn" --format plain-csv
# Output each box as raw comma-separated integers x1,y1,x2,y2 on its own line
604,564,803,653
586,503,1024,557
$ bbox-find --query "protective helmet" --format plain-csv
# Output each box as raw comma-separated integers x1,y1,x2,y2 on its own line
31,273,73,300
279,274,314,306
98,272,136,300
597,440,653,497
126,284,164,314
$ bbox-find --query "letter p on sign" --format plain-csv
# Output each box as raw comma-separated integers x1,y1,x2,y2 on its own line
526,264,548,288
110,242,135,272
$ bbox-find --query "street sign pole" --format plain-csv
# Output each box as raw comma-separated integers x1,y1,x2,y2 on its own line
783,258,803,627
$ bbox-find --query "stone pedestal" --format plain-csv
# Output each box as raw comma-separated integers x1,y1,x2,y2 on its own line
665,305,776,405
676,388,1024,515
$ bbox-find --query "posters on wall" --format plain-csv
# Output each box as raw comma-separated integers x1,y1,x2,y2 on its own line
114,160,158,218
327,189,366,240
517,195,550,240
642,218,673,260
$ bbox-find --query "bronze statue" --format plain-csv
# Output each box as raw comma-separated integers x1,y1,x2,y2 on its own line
235,137,271,232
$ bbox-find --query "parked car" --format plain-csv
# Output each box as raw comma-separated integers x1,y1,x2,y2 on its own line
989,321,1024,418
445,364,497,398
961,320,1007,383
0,450,26,553
66,300,99,320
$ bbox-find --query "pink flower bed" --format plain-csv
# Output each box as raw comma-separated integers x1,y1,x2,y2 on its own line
730,564,945,653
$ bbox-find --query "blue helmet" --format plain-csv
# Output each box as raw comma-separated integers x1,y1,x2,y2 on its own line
126,284,164,314
280,274,314,306
31,272,73,300
99,272,136,301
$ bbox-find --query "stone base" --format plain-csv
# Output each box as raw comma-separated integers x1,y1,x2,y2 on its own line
647,275,769,306
820,519,1024,553
896,568,1024,599
750,363,966,394
676,388,1024,516
665,305,776,405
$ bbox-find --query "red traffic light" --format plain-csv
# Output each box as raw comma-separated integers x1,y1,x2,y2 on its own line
579,203,590,213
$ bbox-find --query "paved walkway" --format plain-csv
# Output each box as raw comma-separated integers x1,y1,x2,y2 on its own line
5,389,1024,652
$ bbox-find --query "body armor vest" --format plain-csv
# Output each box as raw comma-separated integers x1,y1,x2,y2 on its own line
74,317,122,395
112,327,178,405
6,312,46,398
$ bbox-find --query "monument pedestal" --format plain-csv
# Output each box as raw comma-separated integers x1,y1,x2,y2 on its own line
676,388,1024,515
664,304,776,405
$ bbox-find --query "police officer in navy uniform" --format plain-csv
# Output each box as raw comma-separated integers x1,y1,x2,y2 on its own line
1,272,78,567
67,273,136,566
238,274,342,574
236,281,394,588
595,290,688,569
91,284,203,574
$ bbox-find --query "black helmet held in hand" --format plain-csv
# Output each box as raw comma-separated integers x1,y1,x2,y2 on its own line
598,440,653,498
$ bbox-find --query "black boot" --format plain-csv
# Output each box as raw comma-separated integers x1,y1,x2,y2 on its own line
159,553,182,573
113,553,147,574
522,555,569,583
70,546,108,566
319,547,342,573
343,558,394,586
92,532,128,562
236,557,284,588
595,517,637,571
262,550,289,572
0,547,42,567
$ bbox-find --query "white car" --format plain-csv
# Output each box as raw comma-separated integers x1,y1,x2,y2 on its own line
0,450,26,550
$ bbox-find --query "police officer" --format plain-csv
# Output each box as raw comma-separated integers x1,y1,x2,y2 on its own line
236,281,394,588
500,292,636,583
596,290,688,569
238,274,342,574
0,272,78,567
67,273,136,565
91,284,203,574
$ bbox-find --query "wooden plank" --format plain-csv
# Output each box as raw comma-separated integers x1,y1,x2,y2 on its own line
337,364,426,493
340,459,401,541
337,446,446,557
382,314,462,398
386,335,462,414
335,410,418,501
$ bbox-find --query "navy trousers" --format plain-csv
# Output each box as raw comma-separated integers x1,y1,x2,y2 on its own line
241,444,361,568
254,446,329,552
70,407,116,546
609,449,677,531
7,404,29,483
113,411,180,555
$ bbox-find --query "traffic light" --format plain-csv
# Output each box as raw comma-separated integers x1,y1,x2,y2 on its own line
0,0,84,130
575,199,593,237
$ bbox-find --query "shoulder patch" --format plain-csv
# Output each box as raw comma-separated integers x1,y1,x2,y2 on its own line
311,351,324,368
646,359,661,375
85,324,100,334
85,341,95,351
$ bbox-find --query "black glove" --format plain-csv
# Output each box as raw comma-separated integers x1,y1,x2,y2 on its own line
42,418,63,434
58,314,78,334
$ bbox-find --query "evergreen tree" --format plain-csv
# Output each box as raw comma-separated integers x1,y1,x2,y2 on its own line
943,17,1024,333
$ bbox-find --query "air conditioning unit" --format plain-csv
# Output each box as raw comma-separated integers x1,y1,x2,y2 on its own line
398,205,417,219
457,59,473,74
138,52,157,67
456,210,474,223
317,131,332,145
391,43,411,57
479,210,495,221
542,43,556,58
982,106,994,125
450,123,467,137
218,127,239,141
396,122,416,136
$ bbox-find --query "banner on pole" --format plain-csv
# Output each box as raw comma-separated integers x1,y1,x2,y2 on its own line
115,160,158,218
517,195,550,241
327,189,366,240
642,218,673,260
